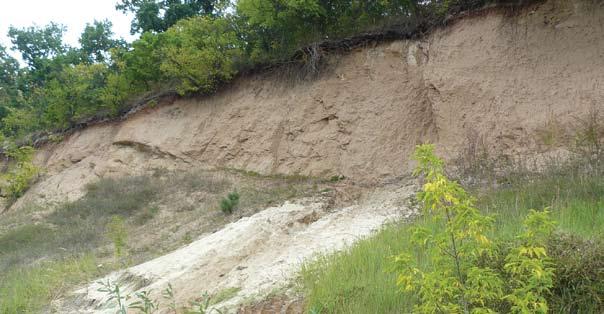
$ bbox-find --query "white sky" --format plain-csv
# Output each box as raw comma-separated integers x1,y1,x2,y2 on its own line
0,0,137,58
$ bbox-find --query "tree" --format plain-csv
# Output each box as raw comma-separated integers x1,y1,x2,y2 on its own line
79,20,127,64
43,63,110,129
236,0,416,63
160,16,243,94
7,23,82,88
0,45,21,119
8,23,67,69
116,0,221,34
116,32,167,90
236,0,326,63
395,144,555,313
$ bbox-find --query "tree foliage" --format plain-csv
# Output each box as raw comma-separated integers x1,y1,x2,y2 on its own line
116,0,221,34
8,23,67,69
0,145,38,199
79,20,127,64
161,16,244,94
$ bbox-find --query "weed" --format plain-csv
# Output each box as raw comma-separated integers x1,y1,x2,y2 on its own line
0,255,99,313
302,146,604,313
129,290,159,314
547,233,604,312
187,292,219,314
573,105,603,162
536,111,565,148
107,216,128,261
182,232,193,244
329,175,345,182
0,145,38,200
97,279,128,314
135,206,160,225
220,191,240,214
162,283,178,313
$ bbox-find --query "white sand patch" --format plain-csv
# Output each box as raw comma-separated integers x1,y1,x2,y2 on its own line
57,183,417,313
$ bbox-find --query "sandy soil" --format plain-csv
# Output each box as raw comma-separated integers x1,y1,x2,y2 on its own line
53,182,417,313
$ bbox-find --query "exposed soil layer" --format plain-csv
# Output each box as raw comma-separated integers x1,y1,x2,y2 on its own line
8,0,601,211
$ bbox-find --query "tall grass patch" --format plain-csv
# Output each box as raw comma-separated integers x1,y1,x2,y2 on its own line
0,255,99,313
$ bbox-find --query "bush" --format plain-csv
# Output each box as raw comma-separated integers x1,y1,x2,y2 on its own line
395,144,555,313
547,233,604,313
220,191,240,214
107,215,128,260
0,145,39,200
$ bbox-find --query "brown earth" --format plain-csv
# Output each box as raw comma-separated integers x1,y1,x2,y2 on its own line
7,0,600,211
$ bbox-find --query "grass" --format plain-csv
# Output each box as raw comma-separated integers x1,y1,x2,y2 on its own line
300,159,604,313
0,175,163,313
0,167,326,311
0,255,100,313
211,287,242,305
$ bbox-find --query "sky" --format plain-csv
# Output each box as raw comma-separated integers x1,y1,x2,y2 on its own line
0,0,137,59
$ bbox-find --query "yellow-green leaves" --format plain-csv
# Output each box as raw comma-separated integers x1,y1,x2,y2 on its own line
396,144,556,313
107,215,128,261
1,145,38,199
161,16,243,95
504,210,555,314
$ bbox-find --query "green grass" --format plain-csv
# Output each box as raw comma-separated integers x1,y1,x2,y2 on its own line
211,287,242,305
301,161,604,313
0,176,162,313
0,255,100,313
301,223,417,313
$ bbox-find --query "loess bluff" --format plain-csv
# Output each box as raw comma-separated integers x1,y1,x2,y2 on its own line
15,0,604,208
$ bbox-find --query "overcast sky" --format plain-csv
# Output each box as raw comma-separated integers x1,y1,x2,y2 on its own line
0,0,137,58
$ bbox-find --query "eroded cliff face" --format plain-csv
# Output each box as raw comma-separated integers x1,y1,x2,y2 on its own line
15,0,604,207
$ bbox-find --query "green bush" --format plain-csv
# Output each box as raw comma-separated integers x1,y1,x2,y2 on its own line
0,146,39,200
395,145,555,313
107,215,128,260
547,233,604,313
220,191,240,214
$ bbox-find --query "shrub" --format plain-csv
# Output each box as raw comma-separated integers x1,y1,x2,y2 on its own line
220,191,240,214
302,145,604,313
395,144,555,313
0,146,39,200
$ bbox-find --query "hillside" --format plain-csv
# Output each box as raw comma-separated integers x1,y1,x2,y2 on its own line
1,0,603,313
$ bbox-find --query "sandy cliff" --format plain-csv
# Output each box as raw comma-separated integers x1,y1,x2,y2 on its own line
17,0,604,207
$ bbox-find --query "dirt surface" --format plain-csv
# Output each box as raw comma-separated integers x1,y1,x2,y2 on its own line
53,182,417,313
5,0,601,212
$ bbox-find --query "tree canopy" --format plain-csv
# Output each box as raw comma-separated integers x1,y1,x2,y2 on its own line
116,0,221,33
